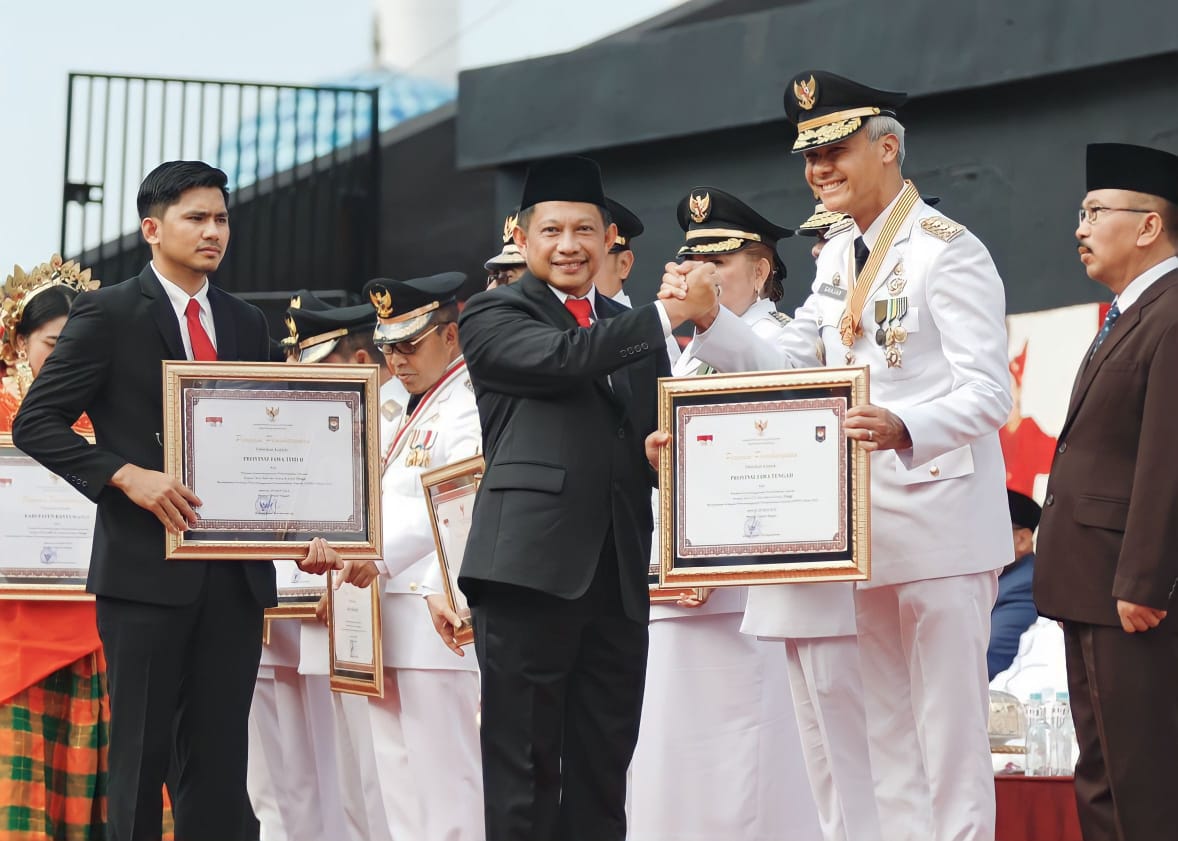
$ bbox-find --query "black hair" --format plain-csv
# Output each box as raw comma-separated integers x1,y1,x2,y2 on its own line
137,161,230,220
334,330,383,362
17,286,77,338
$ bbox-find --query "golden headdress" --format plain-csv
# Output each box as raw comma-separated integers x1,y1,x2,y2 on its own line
1,255,100,366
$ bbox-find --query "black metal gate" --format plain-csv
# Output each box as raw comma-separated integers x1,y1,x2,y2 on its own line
60,73,381,306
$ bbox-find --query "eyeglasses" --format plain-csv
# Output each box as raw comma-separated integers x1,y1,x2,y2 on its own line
486,270,512,287
377,323,450,357
1077,206,1153,225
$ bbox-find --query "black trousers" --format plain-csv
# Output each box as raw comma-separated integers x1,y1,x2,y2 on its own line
1064,621,1178,841
471,555,648,841
96,562,264,841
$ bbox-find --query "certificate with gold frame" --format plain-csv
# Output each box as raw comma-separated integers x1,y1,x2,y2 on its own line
0,433,97,600
327,569,384,697
266,559,326,620
658,367,871,588
420,455,481,648
163,362,382,561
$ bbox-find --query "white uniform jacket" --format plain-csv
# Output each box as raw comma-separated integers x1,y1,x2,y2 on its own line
693,198,1013,587
377,356,481,670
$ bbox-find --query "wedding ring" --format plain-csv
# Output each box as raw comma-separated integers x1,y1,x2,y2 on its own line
868,430,874,442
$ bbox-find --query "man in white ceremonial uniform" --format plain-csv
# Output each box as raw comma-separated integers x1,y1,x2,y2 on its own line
629,188,822,841
248,294,394,841
337,274,483,841
660,71,1011,841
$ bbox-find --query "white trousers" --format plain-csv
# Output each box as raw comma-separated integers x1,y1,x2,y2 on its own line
330,688,401,841
783,636,881,841
247,667,342,841
854,572,999,841
628,613,822,841
367,667,485,841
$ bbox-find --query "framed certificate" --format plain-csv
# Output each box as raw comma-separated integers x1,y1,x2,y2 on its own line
659,367,871,587
266,559,326,620
327,570,384,697
420,455,481,648
163,362,383,561
0,433,97,600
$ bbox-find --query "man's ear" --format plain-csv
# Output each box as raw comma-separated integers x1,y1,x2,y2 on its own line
604,222,619,250
141,216,161,245
352,348,373,365
617,250,635,280
1137,212,1167,248
878,133,900,166
512,225,527,249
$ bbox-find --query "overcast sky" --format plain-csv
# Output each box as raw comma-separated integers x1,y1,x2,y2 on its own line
0,0,680,269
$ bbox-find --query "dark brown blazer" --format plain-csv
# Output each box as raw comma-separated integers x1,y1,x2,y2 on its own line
1034,267,1178,627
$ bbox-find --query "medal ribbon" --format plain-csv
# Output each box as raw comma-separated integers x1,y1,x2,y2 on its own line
382,356,468,473
838,180,920,348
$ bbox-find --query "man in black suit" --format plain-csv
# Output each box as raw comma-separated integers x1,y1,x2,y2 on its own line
457,156,717,841
13,161,338,841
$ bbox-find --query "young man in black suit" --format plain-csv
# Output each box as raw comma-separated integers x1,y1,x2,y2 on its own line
457,156,717,841
13,161,338,841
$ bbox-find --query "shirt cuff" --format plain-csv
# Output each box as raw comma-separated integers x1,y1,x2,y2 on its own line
653,300,674,339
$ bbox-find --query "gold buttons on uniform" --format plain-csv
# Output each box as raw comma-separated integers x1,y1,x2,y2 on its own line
929,466,940,477
409,583,419,592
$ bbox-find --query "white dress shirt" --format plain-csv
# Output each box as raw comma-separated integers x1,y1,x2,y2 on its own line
1113,254,1178,313
151,262,217,359
548,283,600,322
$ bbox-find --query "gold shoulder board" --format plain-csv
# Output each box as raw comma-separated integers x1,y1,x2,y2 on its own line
920,216,966,242
825,217,855,237
771,310,792,325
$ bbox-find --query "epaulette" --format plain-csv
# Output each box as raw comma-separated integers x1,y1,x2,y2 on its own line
825,217,855,237
919,216,966,243
770,310,792,325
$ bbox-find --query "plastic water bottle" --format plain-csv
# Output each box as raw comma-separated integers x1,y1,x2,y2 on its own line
1025,692,1053,776
1051,691,1077,775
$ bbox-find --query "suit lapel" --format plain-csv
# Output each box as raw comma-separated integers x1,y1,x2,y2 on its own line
137,266,186,360
520,274,623,410
207,284,238,361
1059,272,1178,438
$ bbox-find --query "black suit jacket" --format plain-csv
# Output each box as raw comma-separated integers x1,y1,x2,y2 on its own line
12,265,276,607
1035,268,1178,627
457,273,669,622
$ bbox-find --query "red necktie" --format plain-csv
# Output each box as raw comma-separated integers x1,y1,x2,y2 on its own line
565,297,593,328
185,298,218,361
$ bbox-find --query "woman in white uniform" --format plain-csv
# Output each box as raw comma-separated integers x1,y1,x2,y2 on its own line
628,188,822,841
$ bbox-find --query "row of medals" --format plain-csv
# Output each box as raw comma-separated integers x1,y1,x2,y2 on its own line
816,260,909,368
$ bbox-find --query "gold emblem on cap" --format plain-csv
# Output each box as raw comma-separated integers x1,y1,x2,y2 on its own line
369,286,394,319
502,213,518,245
793,75,818,111
689,192,711,224
289,294,302,310
284,314,298,342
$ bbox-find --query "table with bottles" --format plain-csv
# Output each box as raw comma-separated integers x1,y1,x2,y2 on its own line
991,689,1083,841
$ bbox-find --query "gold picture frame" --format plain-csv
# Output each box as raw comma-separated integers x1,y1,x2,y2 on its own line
658,366,871,587
266,559,327,620
0,432,97,601
420,454,482,648
162,362,382,561
327,569,384,697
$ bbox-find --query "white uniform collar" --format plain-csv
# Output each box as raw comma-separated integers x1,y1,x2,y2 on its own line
856,185,909,252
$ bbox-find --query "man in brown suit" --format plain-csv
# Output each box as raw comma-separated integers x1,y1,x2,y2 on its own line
1034,142,1178,841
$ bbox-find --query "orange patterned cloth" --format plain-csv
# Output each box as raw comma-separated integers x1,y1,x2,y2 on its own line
1,386,100,703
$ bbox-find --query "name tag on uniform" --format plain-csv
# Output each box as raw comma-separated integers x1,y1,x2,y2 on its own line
818,283,847,301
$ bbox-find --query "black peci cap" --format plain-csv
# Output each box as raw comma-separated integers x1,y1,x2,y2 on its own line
1086,143,1178,205
519,156,607,212
1008,489,1042,531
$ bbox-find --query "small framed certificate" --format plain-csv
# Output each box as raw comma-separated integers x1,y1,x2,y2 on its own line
328,570,384,697
266,559,326,620
0,433,97,600
659,367,871,587
163,362,382,561
420,455,481,648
